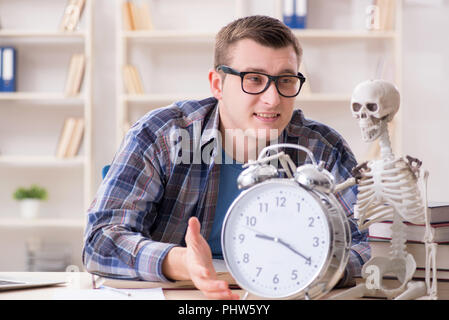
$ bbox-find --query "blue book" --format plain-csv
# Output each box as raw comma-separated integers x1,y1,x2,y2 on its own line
0,48,3,91
294,0,307,29
283,0,295,28
1,47,16,92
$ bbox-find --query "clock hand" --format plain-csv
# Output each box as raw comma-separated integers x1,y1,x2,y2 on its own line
277,238,311,263
251,230,311,263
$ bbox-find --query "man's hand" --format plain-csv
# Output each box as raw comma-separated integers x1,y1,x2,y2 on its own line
162,217,239,300
184,217,239,300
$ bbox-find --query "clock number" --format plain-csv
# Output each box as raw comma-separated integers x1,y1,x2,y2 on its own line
258,203,268,213
238,234,245,243
291,269,298,280
308,217,314,227
273,274,279,284
243,253,249,263
297,203,301,212
276,196,286,207
313,237,319,247
256,267,262,277
246,216,257,227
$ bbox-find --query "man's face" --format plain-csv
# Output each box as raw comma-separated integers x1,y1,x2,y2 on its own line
215,39,299,142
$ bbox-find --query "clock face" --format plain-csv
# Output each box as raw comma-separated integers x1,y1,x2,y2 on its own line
221,180,331,298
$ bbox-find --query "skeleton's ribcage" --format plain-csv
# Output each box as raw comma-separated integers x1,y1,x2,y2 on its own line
355,159,425,229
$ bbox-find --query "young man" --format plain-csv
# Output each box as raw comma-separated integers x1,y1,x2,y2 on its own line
83,15,369,300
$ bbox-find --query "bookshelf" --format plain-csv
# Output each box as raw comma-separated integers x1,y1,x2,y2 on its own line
115,0,403,161
0,0,93,271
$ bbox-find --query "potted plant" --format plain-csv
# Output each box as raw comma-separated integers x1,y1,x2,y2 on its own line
13,184,48,219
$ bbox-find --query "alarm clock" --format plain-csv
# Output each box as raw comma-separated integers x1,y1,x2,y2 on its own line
221,144,351,300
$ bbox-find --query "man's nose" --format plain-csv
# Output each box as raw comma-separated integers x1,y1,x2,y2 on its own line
260,80,280,106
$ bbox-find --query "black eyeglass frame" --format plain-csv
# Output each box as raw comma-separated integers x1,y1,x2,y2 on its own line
216,65,306,98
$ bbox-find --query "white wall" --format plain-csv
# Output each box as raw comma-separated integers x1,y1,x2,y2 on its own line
401,0,449,202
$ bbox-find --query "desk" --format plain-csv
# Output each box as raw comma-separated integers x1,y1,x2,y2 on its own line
0,272,448,300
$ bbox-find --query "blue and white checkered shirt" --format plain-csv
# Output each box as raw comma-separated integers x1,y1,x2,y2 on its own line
82,97,369,286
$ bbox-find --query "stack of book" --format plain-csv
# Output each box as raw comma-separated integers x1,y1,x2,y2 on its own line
59,0,86,32
122,0,153,31
56,117,85,159
123,64,144,95
65,53,86,97
369,202,449,280
26,240,72,272
0,47,17,92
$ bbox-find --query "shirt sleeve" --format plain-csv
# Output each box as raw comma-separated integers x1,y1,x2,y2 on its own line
82,130,178,282
328,138,371,288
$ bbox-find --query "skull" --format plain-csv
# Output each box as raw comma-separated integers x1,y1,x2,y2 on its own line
351,80,400,142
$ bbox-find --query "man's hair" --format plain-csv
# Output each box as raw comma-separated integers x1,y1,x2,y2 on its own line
214,15,302,69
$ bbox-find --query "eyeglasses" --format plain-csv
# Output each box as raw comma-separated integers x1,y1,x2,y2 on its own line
216,65,306,98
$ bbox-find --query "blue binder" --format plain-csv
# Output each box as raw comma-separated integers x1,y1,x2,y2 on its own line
0,48,3,92
294,0,307,29
1,47,16,92
283,0,295,28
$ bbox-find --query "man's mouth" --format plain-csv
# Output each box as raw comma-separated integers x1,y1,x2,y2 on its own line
253,112,280,119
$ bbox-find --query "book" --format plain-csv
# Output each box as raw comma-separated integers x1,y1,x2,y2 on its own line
375,0,396,31
56,118,77,158
294,0,307,29
92,260,238,290
282,0,307,29
122,1,153,31
123,64,144,94
65,118,84,158
427,202,449,223
60,0,86,32
122,1,134,31
64,54,86,97
0,48,3,91
368,221,449,244
1,47,16,92
369,238,449,270
413,268,449,281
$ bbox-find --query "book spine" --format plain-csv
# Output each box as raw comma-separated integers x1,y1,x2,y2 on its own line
283,0,295,28
294,0,307,29
1,47,16,92
0,48,3,92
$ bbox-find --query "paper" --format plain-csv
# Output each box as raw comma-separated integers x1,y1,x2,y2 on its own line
52,287,165,300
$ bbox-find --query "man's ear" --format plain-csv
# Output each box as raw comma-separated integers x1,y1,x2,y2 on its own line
208,68,223,100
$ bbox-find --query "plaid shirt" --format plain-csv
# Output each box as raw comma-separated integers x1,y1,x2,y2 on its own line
83,97,369,286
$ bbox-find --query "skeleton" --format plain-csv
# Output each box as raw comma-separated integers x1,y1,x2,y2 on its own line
331,80,438,300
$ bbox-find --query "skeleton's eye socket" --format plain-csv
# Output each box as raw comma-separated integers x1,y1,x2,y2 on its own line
352,103,362,112
367,103,378,112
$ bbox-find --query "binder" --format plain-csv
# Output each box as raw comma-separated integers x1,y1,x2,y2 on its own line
283,0,307,29
0,48,3,92
283,0,295,28
294,0,307,29
1,47,16,92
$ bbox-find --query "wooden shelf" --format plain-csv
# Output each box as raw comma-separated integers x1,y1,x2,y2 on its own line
292,29,397,39
0,30,86,39
0,155,85,167
122,29,397,43
122,93,351,104
0,92,85,102
0,218,85,228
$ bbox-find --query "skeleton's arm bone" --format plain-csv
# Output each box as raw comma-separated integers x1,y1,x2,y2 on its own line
334,177,356,193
